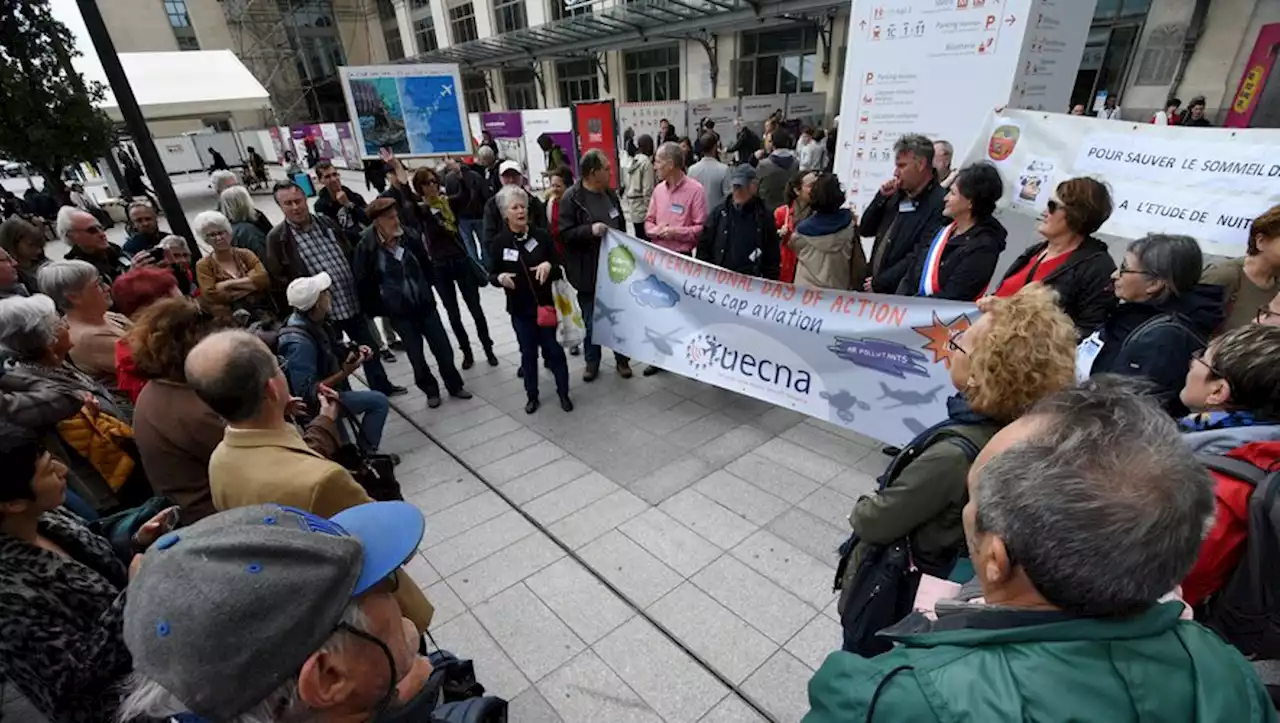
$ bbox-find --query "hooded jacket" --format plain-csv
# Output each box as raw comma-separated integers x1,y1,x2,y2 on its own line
996,236,1117,338
725,126,762,166
897,216,1007,300
621,153,655,224
804,603,1275,723
697,193,780,280
857,179,948,294
791,209,865,290
756,149,801,213
1088,284,1224,415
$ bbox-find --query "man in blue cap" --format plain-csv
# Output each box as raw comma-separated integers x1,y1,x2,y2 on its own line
117,502,438,722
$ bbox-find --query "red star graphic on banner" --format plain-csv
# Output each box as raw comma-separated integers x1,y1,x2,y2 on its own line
913,312,973,369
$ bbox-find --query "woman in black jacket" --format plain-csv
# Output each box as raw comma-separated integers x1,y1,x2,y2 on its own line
489,186,572,414
897,162,1006,300
984,177,1117,338
1081,233,1224,415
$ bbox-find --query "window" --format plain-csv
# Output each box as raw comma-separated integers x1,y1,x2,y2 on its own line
411,0,430,8
449,1,479,44
736,26,817,96
493,0,527,34
551,0,590,21
624,44,680,102
385,26,405,60
1134,23,1183,86
377,0,396,21
463,71,490,112
503,68,538,109
164,0,191,27
557,58,598,103
413,17,438,52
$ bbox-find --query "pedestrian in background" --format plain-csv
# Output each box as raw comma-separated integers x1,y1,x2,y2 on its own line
933,140,958,189
797,127,828,173
622,134,655,240
790,174,864,290
756,128,801,214
727,117,762,166
698,165,780,281
1199,203,1280,334
858,134,948,293
774,172,815,284
688,133,732,213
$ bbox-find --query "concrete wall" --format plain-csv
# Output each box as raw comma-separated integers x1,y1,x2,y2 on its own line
102,0,179,52
187,0,234,50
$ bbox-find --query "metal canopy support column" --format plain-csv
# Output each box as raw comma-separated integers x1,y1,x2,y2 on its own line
529,62,549,107
815,12,834,74
594,51,611,94
690,31,718,93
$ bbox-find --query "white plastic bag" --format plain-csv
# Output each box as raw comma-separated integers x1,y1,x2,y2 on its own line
552,273,585,348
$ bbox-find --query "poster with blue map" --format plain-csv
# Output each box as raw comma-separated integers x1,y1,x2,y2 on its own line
339,63,471,158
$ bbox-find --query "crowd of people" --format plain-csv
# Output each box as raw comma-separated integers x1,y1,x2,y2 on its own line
2,102,1280,723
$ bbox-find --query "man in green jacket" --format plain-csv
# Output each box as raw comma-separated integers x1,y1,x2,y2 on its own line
806,381,1277,723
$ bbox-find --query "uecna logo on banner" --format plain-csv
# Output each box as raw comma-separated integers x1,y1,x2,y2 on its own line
685,332,813,396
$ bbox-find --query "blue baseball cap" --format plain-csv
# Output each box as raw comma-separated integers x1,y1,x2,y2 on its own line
123,502,424,720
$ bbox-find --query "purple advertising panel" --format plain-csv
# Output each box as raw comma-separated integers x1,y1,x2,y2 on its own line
481,111,524,140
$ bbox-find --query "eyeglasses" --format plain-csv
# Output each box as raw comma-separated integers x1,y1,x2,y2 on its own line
946,330,968,355
1191,347,1226,380
78,225,104,234
1117,263,1152,277
1046,199,1066,214
1258,305,1280,324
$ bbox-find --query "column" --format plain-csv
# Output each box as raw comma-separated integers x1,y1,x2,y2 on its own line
430,0,451,48
393,0,417,56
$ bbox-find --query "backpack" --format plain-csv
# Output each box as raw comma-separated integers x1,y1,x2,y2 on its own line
1196,453,1280,659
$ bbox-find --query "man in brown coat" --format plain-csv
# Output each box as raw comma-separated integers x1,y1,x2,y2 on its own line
185,329,434,632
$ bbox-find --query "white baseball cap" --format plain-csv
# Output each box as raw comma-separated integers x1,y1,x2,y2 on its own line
286,272,332,311
498,160,523,176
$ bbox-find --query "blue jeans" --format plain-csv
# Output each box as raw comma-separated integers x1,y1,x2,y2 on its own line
458,217,486,268
580,294,629,366
512,313,569,399
339,389,389,452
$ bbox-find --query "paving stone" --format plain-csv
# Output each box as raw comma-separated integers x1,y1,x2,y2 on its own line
618,508,722,577
424,510,536,576
755,438,845,482
731,530,835,610
749,406,807,435
741,651,814,723
594,617,729,723
448,533,566,606
767,507,846,563
473,583,587,681
693,470,791,526
804,419,881,448
439,415,525,451
537,650,663,723
523,472,620,525
634,398,715,435
398,456,471,496
419,491,511,549
691,555,815,645
458,428,545,468
662,412,739,452
724,453,822,504
476,439,567,484
549,489,649,549
579,530,683,608
526,557,636,644
826,466,880,500
628,454,717,506
424,579,465,628
698,696,770,723
499,456,593,504
508,687,564,723
431,612,530,700
659,489,758,550
409,475,487,518
796,486,858,532
693,425,775,467
784,613,842,671
779,423,875,467
403,551,440,589
647,583,777,685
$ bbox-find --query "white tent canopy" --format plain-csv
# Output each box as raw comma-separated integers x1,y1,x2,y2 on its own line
97,50,271,121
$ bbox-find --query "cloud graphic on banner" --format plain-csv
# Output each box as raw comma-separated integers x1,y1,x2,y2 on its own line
827,337,930,379
913,312,973,369
820,390,871,423
877,383,945,409
630,274,679,309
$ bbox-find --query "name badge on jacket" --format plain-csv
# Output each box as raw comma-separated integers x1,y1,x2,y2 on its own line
503,248,519,262
671,203,685,214
524,238,538,252
609,207,620,219
898,200,917,213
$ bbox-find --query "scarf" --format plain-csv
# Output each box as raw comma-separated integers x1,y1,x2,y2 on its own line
1178,409,1263,432
427,195,457,235
918,222,957,297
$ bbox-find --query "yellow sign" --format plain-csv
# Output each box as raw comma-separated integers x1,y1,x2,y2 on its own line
1233,64,1266,113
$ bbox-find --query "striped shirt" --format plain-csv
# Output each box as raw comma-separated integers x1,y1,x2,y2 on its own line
289,215,359,320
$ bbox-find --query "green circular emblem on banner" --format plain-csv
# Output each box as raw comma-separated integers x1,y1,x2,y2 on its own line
608,244,636,283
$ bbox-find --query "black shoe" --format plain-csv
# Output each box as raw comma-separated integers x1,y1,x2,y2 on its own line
882,445,901,457
485,348,499,367
451,388,473,400
517,366,525,378
380,385,408,397
380,349,397,363
642,365,663,377
570,345,581,356
427,395,442,409
584,362,599,382
389,453,402,466
461,349,475,370
525,398,540,414
389,339,405,351
559,395,574,412
616,360,633,379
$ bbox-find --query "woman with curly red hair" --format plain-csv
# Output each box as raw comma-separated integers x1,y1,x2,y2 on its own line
109,266,180,403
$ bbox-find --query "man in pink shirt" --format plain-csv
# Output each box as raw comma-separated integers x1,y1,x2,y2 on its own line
642,142,706,376
645,142,707,256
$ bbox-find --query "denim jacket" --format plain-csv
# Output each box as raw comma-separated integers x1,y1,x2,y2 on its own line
277,313,345,409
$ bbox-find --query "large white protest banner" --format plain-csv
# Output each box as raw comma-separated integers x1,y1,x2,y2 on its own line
836,0,1095,211
590,231,977,446
961,109,1280,256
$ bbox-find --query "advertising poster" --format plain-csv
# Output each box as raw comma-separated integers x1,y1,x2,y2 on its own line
739,95,785,134
785,93,828,129
522,108,575,191
337,124,362,170
267,127,284,162
339,63,471,158
481,111,527,170
1225,23,1280,128
835,0,1096,209
289,126,308,163
573,100,618,188
685,99,740,139
319,123,344,167
618,101,689,145
961,109,1280,256
592,231,975,446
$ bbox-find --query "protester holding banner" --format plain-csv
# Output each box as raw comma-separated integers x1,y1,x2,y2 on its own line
834,284,1077,655
491,185,573,414
646,142,707,256
988,177,1117,338
1079,234,1223,415
1199,204,1280,334
858,134,948,294
790,174,863,291
698,165,780,282
621,134,655,241
897,163,1006,301
559,149,631,381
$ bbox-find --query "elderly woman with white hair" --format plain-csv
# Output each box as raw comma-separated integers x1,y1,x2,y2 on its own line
218,183,274,249
489,185,572,414
192,210,273,319
39,259,132,385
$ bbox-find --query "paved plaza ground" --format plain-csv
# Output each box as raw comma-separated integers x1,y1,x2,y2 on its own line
5,169,889,723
